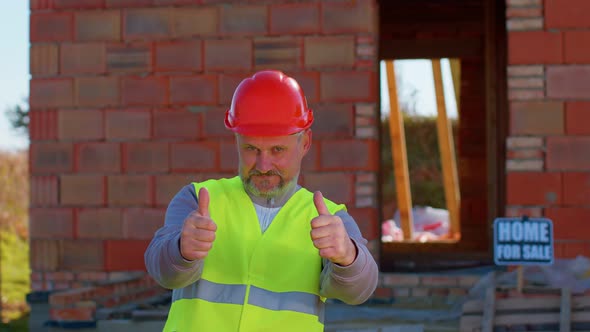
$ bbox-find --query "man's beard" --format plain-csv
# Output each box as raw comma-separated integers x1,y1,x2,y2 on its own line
243,169,294,199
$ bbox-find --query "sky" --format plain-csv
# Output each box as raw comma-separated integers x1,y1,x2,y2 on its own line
0,2,457,152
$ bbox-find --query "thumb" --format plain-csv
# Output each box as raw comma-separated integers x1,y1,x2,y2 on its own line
313,191,331,216
198,187,210,217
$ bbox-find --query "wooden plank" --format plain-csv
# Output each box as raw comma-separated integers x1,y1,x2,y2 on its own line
464,293,590,314
449,58,461,114
379,38,483,59
481,273,495,332
385,60,414,240
432,59,461,239
561,288,572,332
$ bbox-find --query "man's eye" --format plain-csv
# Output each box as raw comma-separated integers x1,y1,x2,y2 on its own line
272,147,285,153
245,146,257,151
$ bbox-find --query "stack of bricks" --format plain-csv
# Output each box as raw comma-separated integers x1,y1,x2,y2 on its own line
28,0,381,286
370,273,481,304
48,273,166,323
506,0,590,258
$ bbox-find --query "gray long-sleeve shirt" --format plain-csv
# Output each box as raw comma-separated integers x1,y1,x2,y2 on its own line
145,183,379,305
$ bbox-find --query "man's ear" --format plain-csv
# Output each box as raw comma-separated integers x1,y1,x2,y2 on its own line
302,129,312,153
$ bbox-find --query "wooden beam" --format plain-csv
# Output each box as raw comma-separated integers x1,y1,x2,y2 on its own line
561,288,572,332
449,58,461,114
481,272,496,332
385,60,414,240
432,59,461,239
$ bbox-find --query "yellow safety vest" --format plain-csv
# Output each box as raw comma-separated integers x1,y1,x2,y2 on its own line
163,176,345,332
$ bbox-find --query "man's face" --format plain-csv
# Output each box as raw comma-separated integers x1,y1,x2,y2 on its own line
236,130,311,199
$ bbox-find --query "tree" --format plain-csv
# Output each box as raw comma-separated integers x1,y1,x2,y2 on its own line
5,100,29,135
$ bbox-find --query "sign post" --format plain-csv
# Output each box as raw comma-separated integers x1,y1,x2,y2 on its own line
493,216,554,292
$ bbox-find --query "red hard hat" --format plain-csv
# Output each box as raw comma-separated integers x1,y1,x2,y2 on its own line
224,70,314,136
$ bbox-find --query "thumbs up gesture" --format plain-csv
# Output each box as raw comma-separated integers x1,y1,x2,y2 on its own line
180,187,217,261
310,191,357,266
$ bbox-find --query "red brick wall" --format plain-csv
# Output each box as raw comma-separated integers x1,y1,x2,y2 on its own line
506,0,590,258
28,0,379,290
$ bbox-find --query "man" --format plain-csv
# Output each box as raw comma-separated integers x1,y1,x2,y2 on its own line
145,70,379,332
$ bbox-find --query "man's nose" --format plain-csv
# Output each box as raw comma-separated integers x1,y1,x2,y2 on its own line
256,152,273,173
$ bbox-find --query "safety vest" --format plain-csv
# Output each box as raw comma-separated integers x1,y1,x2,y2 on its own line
163,176,345,332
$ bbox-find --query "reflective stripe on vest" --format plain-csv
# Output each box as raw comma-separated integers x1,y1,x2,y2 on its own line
172,279,325,323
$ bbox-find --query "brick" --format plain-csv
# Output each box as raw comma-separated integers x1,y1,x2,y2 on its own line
506,18,543,31
58,109,104,140
506,0,541,6
155,0,196,4
30,78,74,108
506,7,543,18
321,71,375,102
219,74,248,105
124,8,172,40
108,175,152,206
546,208,590,240
563,172,590,205
60,43,106,75
29,110,58,141
321,139,378,171
171,142,218,172
507,65,544,77
123,142,169,173
381,274,420,287
505,206,543,218
155,40,202,72
421,276,458,287
547,66,590,99
123,208,165,239
506,137,543,149
507,77,543,89
302,172,354,205
312,104,354,138
220,5,267,35
554,241,590,259
547,137,590,170
205,39,252,71
107,43,152,73
60,175,105,206
506,159,543,171
30,142,73,174
76,272,108,281
29,208,74,239
76,10,120,41
122,76,168,106
170,75,218,105
304,36,355,68
106,0,151,7
31,12,73,42
510,101,564,135
508,89,544,101
506,172,562,205
202,107,232,138
546,0,590,29
30,44,58,76
254,37,301,69
75,76,120,107
321,1,374,34
105,109,151,140
61,240,104,271
506,148,543,160
30,0,54,10
347,207,378,240
270,3,319,35
104,240,150,271
77,208,123,239
172,7,218,37
31,176,59,207
153,110,200,139
566,102,590,135
155,174,201,206
372,287,393,299
508,31,562,65
30,239,60,271
76,143,121,173
564,31,590,64
219,140,238,172
55,0,104,8
301,141,318,171
288,72,320,103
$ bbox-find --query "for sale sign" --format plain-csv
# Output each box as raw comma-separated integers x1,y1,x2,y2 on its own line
493,217,553,266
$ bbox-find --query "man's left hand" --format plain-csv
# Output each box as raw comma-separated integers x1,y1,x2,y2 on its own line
310,191,357,266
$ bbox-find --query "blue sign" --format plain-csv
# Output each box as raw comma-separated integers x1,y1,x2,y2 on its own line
493,217,553,266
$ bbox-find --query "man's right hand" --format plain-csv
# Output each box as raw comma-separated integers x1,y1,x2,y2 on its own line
180,187,217,261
